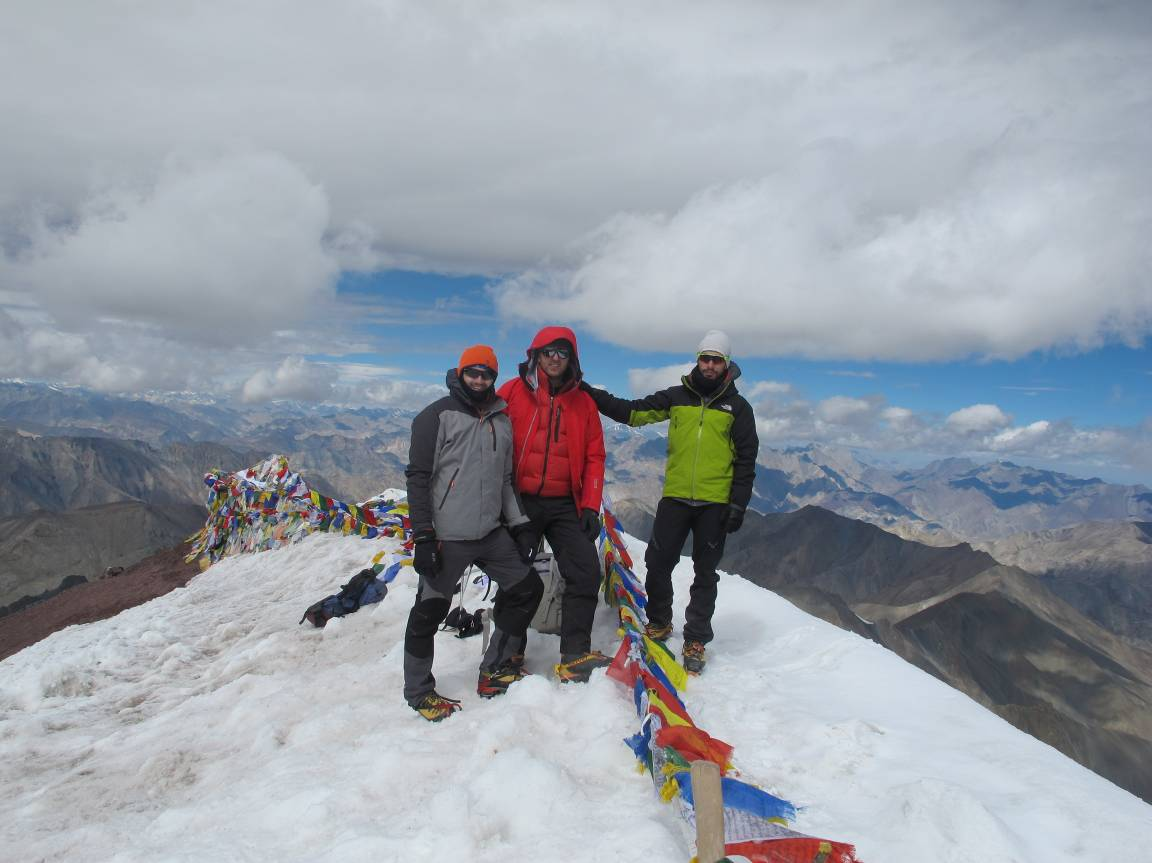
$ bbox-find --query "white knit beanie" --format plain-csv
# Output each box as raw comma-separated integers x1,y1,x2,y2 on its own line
696,329,732,360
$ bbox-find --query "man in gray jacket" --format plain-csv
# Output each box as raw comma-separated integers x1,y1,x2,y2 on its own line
403,344,544,721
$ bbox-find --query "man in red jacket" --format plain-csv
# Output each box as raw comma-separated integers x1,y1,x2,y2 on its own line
498,326,611,683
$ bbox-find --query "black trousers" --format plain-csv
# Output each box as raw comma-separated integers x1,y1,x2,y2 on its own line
403,527,543,702
644,498,728,644
521,494,603,658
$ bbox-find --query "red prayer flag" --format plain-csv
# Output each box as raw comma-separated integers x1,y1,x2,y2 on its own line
725,838,860,863
606,638,637,686
654,725,734,770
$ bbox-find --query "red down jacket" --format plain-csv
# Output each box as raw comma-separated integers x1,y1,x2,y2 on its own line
497,326,605,513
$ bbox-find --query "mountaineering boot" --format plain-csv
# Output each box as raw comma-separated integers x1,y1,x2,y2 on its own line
644,622,673,642
408,691,462,722
555,651,612,683
682,641,707,675
477,662,530,698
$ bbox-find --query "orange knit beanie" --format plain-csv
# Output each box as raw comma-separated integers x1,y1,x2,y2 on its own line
457,344,499,375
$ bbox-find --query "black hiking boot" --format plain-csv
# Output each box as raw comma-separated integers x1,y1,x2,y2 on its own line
408,691,462,722
555,651,612,683
682,640,707,675
477,662,530,698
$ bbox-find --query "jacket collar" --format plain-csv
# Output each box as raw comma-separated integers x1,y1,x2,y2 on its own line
682,360,742,403
445,368,506,415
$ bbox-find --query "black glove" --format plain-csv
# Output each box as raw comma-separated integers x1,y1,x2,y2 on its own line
412,531,439,577
724,505,745,534
509,523,539,564
580,508,601,542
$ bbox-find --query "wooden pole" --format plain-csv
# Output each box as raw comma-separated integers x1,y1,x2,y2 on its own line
691,760,725,863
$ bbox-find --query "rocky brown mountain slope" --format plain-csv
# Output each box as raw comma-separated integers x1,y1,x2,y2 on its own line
0,542,202,662
0,428,267,517
0,501,206,613
976,521,1152,647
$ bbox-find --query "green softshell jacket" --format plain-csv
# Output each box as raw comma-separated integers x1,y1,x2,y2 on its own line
586,362,758,509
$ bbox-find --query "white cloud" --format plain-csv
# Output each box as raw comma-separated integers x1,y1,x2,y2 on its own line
882,406,914,423
747,380,794,398
816,396,876,425
9,152,338,342
359,379,446,410
756,415,808,440
331,363,407,383
740,375,1149,479
495,147,1152,361
945,404,1012,435
990,420,1054,450
0,0,1148,463
0,2,1145,294
627,363,692,396
241,357,336,403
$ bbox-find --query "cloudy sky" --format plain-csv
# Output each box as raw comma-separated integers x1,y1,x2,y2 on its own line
1,0,1149,481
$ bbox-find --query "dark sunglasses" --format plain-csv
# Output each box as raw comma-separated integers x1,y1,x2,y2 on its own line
540,347,571,359
697,354,727,365
462,366,495,381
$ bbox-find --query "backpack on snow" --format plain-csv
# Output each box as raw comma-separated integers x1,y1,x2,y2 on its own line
299,567,388,628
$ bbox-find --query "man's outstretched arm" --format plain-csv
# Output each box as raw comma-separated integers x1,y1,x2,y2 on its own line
582,382,676,427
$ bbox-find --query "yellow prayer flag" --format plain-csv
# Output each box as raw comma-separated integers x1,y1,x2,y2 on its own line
642,636,689,691
647,690,693,728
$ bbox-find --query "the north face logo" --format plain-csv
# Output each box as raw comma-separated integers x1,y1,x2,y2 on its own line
717,403,733,412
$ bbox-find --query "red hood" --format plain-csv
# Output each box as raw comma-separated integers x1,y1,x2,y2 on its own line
521,325,582,391
527,325,580,361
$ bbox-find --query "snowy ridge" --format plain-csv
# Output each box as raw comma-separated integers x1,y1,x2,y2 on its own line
2,529,1151,862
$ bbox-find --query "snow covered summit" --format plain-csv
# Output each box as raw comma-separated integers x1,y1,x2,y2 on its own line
2,529,1149,862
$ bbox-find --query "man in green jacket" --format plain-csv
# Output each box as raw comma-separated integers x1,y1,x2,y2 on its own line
583,330,758,673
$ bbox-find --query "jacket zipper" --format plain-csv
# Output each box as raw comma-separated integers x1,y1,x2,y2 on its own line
516,407,540,478
438,467,460,509
554,405,563,442
536,394,555,495
686,377,731,500
691,404,705,499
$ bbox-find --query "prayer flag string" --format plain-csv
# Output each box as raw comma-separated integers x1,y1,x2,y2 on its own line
185,455,410,567
599,493,861,863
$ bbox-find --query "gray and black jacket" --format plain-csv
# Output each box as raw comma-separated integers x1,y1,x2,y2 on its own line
406,369,530,541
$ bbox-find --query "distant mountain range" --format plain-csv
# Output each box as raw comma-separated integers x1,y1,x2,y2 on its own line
5,380,1150,543
0,381,409,505
752,446,1152,542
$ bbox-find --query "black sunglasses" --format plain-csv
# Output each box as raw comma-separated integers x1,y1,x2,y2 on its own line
540,347,571,359
462,366,495,381
697,354,727,365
